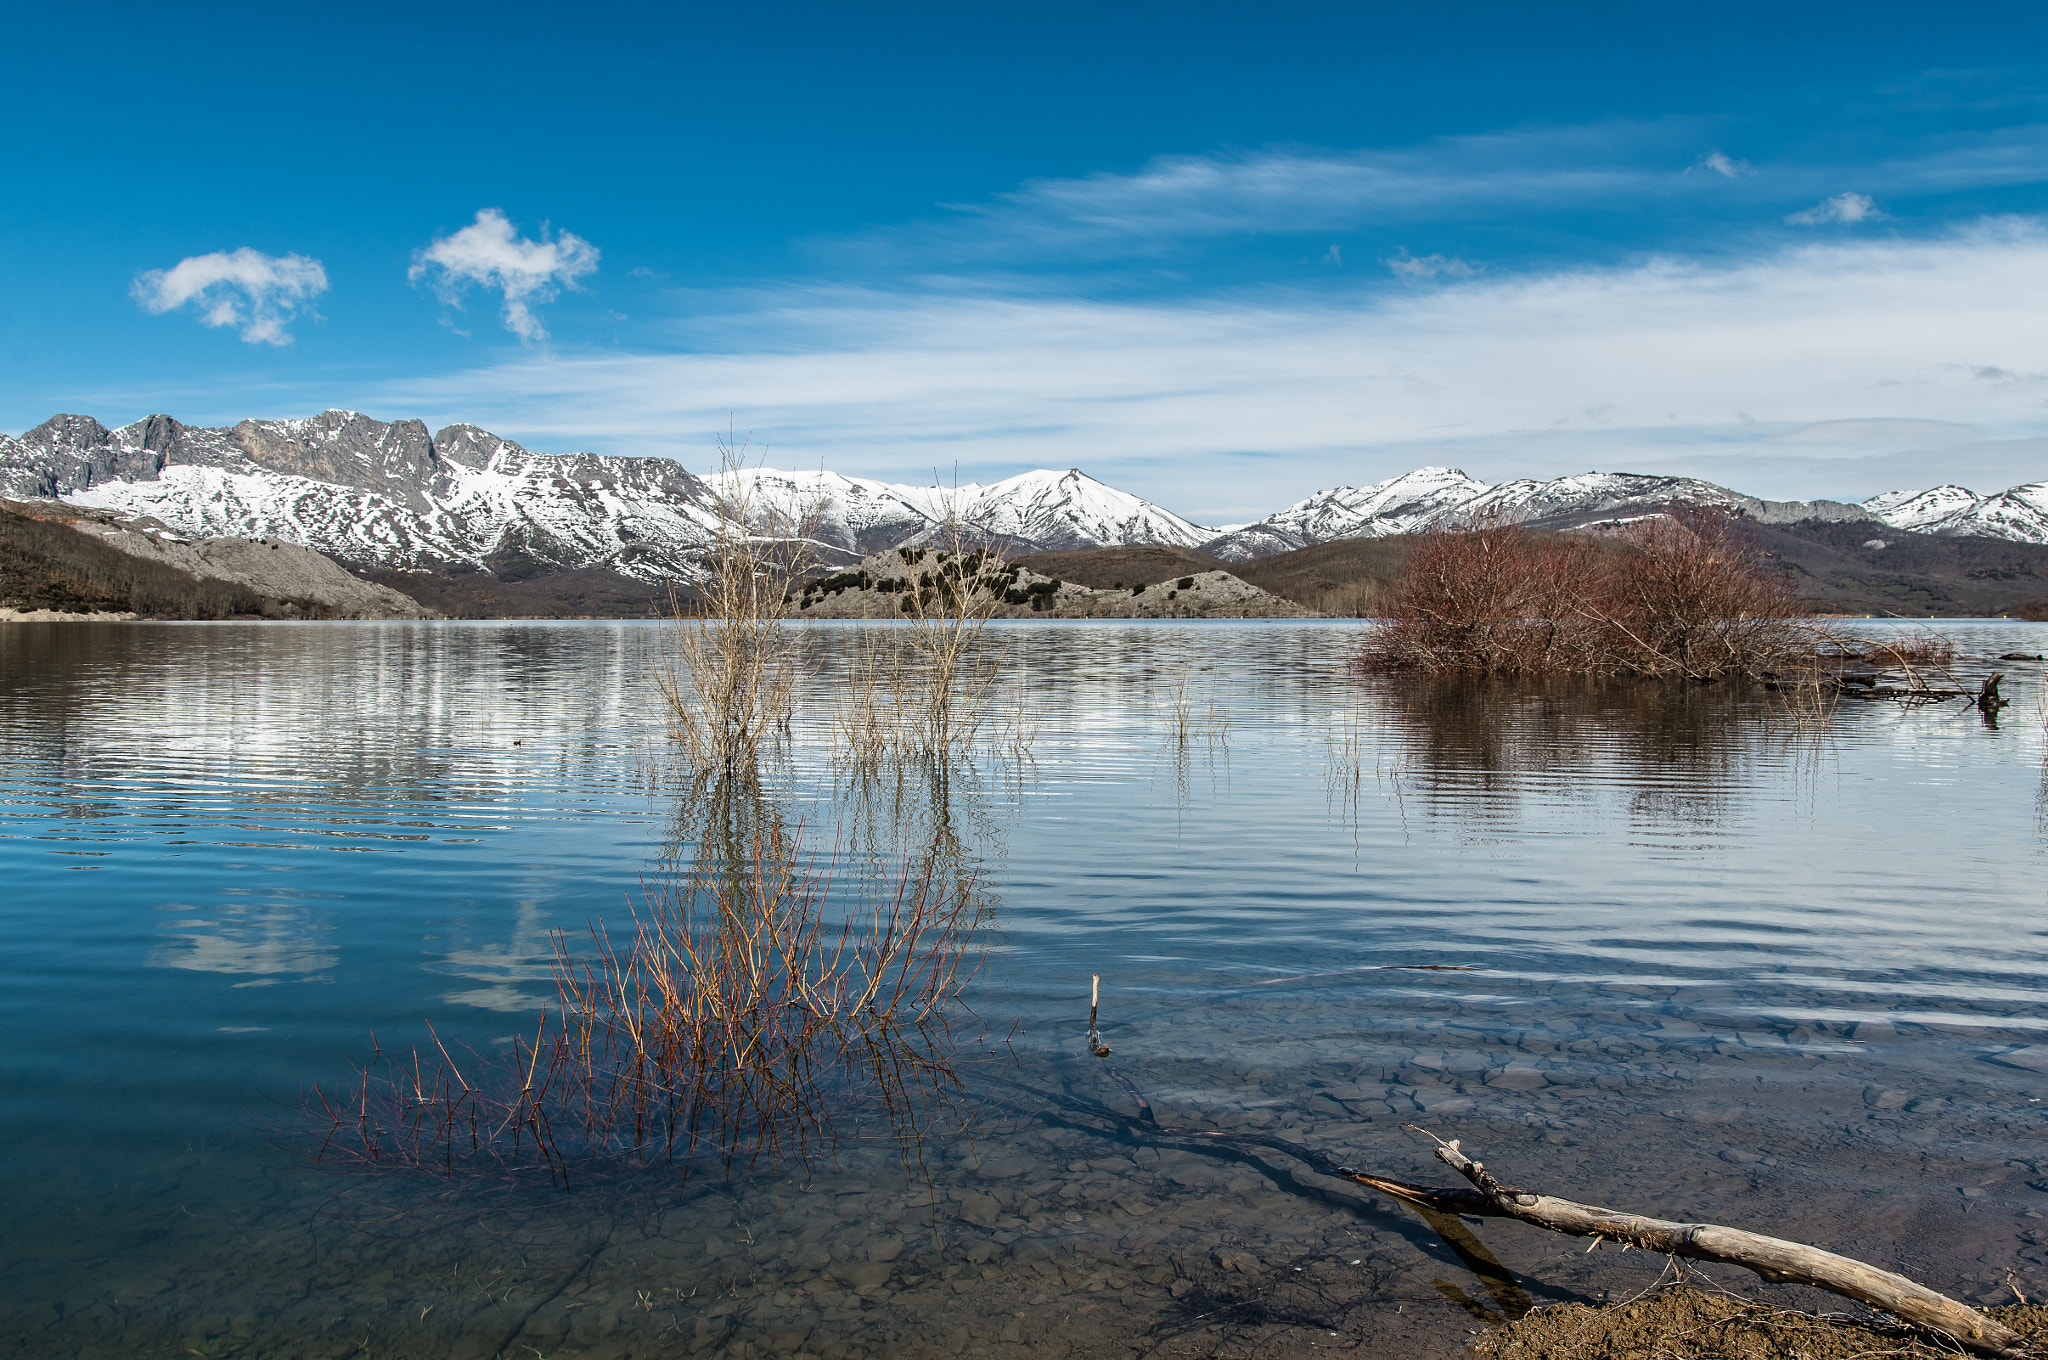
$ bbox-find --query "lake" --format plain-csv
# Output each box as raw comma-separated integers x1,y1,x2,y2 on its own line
2,617,2044,1360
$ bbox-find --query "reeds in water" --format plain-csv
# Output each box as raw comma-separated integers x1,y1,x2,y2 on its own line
1849,628,1958,670
300,814,983,1186
653,434,821,771
1158,650,1231,754
827,529,1030,764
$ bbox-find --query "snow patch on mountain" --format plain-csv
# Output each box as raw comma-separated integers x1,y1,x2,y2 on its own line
1865,482,2048,544
1268,467,1493,540
931,468,1213,551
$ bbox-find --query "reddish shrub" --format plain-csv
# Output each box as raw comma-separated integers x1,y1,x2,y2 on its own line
1358,509,1820,679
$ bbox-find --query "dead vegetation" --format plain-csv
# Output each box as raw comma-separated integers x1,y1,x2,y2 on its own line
819,516,1035,761
1357,511,1831,680
301,805,982,1186
1475,1285,2048,1360
651,434,821,771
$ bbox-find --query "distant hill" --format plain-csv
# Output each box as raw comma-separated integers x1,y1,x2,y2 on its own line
1010,544,1226,589
1036,522,2048,619
1746,519,2048,617
2,500,433,620
1018,540,1417,616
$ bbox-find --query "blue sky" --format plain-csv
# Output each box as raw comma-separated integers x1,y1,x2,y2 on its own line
6,0,2048,521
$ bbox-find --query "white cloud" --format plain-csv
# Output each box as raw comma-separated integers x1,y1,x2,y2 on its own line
1384,250,1480,279
1689,149,1752,178
838,121,2048,266
370,218,2048,508
131,248,327,345
1786,191,1887,225
408,209,599,341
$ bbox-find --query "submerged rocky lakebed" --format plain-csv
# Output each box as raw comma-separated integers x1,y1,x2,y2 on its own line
2,617,2045,1359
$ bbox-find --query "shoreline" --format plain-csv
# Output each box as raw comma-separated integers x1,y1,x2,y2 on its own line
0,607,140,622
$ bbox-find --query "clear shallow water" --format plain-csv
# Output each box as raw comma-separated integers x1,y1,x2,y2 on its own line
2,618,2046,1359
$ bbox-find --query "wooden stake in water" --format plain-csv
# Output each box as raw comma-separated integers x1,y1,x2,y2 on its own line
1088,974,1110,1057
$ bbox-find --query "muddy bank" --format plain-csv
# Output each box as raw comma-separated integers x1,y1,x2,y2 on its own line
1476,1285,2048,1359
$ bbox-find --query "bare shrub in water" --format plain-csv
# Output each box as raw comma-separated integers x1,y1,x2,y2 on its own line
653,434,822,770
830,509,1024,761
302,813,982,1185
1354,519,1609,674
1851,628,1958,669
896,541,1017,755
1595,508,1815,677
1358,510,1831,680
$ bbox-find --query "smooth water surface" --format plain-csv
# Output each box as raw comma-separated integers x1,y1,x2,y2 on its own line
2,618,2045,1359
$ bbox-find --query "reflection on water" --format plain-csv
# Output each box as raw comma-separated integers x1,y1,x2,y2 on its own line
2,619,2046,1358
426,894,560,1013
149,899,338,981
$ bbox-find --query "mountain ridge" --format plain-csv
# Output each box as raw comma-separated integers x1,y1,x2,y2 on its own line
3,409,2044,585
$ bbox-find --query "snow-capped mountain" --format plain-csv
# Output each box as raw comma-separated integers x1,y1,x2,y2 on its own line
1862,482,2048,544
1196,468,1489,560
1269,467,1492,539
925,468,1213,551
0,409,1212,580
708,465,1213,554
4,407,2044,579
706,468,955,554
1202,469,1883,560
3,411,728,579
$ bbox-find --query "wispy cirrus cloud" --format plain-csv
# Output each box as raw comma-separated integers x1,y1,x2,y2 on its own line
826,120,2048,271
900,123,1692,261
131,248,328,345
409,209,599,342
370,218,2048,510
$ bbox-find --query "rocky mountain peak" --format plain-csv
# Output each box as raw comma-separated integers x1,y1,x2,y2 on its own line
23,414,113,453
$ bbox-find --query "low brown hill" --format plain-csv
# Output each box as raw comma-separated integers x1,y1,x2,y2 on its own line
1745,520,2048,616
319,517,2048,620
3,500,431,620
1231,538,1419,615
1010,544,1224,590
1031,523,2048,619
3,501,262,617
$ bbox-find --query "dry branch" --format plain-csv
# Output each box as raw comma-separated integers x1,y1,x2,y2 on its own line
1347,1137,2028,1359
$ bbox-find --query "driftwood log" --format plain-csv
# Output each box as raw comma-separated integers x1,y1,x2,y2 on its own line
990,1062,2031,1359
1348,1137,2029,1359
1836,671,2012,714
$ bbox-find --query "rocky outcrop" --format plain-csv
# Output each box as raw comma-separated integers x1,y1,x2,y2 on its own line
788,551,1312,620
